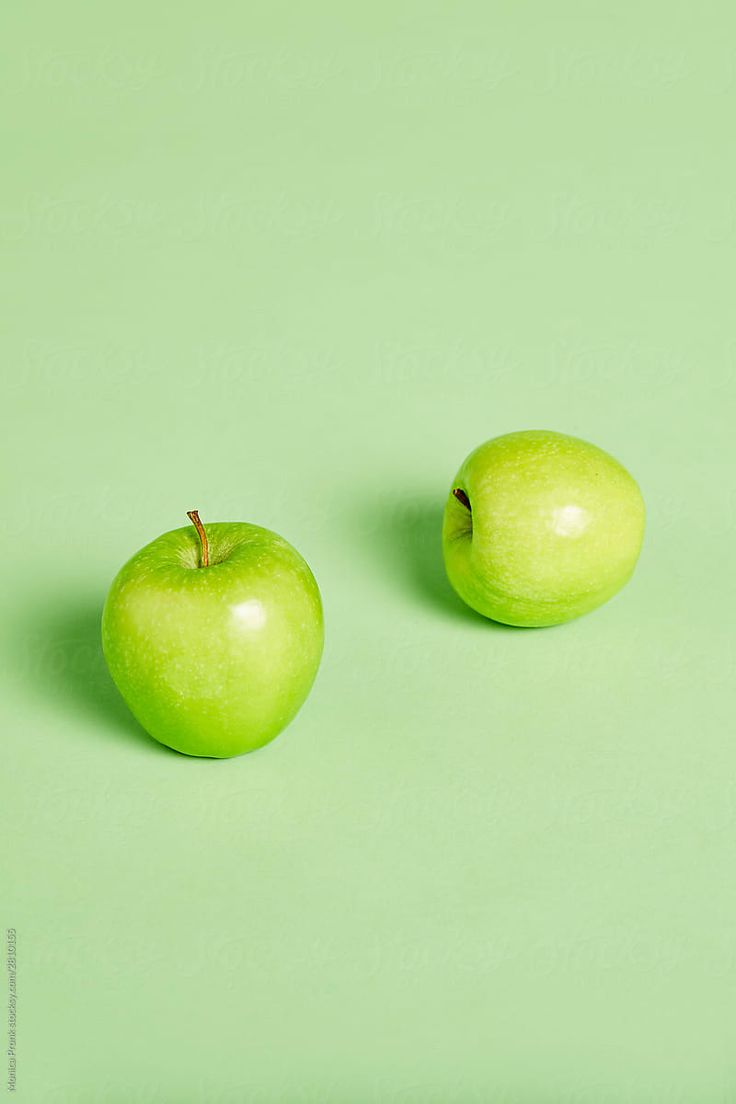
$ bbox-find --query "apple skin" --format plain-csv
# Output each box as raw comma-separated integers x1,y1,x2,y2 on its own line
102,522,324,757
442,430,645,627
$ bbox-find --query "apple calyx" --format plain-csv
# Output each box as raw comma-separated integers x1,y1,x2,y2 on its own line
187,510,210,567
452,488,471,512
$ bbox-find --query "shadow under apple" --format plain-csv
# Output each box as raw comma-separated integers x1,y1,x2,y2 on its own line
12,593,171,754
351,489,518,630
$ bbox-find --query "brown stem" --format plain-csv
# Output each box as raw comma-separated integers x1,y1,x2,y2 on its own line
452,488,471,511
187,510,209,567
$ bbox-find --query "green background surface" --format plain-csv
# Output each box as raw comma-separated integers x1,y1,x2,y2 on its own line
2,2,735,1100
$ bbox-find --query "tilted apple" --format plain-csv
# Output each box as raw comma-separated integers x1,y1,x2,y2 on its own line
442,430,645,627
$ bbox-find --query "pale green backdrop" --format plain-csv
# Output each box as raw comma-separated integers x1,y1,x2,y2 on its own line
2,2,735,1101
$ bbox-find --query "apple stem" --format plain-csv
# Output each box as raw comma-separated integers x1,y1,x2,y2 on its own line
452,488,471,512
187,510,210,567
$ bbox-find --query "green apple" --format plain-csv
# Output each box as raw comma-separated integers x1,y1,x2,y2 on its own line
102,512,324,757
442,430,645,627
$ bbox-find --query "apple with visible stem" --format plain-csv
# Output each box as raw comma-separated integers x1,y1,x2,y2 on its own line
102,511,324,757
442,430,645,627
